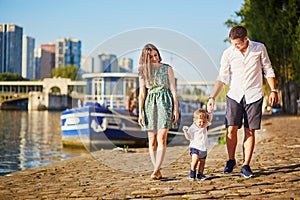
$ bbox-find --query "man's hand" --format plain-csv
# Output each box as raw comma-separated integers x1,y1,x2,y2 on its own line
269,92,278,106
207,98,215,113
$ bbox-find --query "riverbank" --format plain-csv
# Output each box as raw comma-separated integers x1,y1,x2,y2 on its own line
0,115,299,199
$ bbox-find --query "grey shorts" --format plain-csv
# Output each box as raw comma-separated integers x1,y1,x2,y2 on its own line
190,148,207,159
225,96,263,129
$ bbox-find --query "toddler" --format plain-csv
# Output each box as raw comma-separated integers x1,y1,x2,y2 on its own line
183,108,213,180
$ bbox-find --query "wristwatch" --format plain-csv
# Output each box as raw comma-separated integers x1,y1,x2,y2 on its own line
208,96,215,101
271,89,278,93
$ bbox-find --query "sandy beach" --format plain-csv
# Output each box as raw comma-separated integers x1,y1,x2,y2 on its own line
0,115,299,199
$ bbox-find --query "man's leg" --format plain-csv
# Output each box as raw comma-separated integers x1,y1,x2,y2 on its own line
224,125,238,173
240,97,262,178
240,128,255,178
226,126,239,160
243,128,255,166
224,96,243,174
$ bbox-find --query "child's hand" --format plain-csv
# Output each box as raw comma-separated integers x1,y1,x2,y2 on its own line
182,126,188,133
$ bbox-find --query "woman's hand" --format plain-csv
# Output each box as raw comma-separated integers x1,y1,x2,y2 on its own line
138,115,144,127
173,109,179,123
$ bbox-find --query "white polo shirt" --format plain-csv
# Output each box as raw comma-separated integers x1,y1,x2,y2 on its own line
217,40,276,104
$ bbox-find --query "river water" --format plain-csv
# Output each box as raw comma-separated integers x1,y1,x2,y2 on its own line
0,110,226,177
0,110,85,176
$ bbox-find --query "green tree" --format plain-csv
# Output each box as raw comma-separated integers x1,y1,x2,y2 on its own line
193,87,203,96
51,65,78,80
0,72,28,81
225,0,300,114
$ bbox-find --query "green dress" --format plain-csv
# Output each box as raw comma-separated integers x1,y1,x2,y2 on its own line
143,64,174,131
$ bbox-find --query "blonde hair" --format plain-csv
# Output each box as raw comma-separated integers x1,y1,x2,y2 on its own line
193,108,208,121
138,43,162,86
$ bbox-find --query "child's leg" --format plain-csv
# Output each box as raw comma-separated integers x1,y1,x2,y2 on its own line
198,158,206,174
191,154,199,170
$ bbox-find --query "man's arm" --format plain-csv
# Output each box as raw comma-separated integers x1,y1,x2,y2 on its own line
207,80,225,112
266,77,278,106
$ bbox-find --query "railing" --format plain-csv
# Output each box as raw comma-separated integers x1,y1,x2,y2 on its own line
84,94,126,109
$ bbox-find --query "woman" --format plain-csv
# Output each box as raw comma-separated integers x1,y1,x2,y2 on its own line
138,43,179,180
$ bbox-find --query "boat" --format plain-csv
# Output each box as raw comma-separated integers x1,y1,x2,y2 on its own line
61,72,180,150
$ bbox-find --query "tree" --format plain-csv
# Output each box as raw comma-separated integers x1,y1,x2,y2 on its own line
0,72,28,81
51,65,78,81
225,0,300,114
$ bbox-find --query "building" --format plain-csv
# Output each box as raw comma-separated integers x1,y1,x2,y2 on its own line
22,35,35,80
55,38,81,69
40,44,55,79
95,53,118,73
34,48,41,80
80,56,94,73
118,57,133,72
0,24,23,75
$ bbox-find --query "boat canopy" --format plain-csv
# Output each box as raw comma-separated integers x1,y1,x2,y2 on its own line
82,72,139,110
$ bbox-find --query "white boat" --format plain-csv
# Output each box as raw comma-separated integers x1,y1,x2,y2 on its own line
61,72,180,150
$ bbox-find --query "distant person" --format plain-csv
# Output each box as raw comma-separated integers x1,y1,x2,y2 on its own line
183,108,213,180
138,43,179,180
207,25,278,178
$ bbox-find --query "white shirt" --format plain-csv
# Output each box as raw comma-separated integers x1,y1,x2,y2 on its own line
187,122,211,151
217,40,276,104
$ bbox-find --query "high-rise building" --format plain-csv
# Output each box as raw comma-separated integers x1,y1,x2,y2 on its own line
118,57,133,72
0,24,23,74
55,38,81,68
22,35,35,79
34,48,41,80
96,53,118,73
40,44,55,79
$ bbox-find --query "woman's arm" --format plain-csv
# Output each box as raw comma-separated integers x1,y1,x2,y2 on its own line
138,77,146,127
168,66,179,123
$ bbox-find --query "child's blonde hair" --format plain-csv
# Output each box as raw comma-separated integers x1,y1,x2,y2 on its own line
193,108,208,121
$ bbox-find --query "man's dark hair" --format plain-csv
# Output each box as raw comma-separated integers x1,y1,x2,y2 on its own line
229,25,248,40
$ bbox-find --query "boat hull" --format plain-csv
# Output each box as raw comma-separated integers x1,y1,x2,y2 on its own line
61,105,149,150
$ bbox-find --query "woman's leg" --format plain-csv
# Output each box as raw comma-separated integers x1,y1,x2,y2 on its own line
154,128,168,171
148,130,158,169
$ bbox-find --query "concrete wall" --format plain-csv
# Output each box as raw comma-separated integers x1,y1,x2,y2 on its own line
28,91,69,111
48,94,69,110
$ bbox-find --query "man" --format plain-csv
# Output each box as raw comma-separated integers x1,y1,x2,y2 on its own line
207,25,278,178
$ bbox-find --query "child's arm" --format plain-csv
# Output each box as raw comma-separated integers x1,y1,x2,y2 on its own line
208,111,213,123
182,126,191,140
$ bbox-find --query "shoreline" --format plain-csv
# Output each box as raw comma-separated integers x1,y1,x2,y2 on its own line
0,115,299,199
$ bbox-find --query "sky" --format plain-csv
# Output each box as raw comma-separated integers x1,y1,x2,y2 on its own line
1,0,244,82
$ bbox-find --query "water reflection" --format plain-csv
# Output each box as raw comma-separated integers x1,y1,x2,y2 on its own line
0,110,82,176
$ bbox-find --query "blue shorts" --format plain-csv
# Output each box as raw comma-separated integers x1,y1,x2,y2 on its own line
225,96,263,129
190,148,207,159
